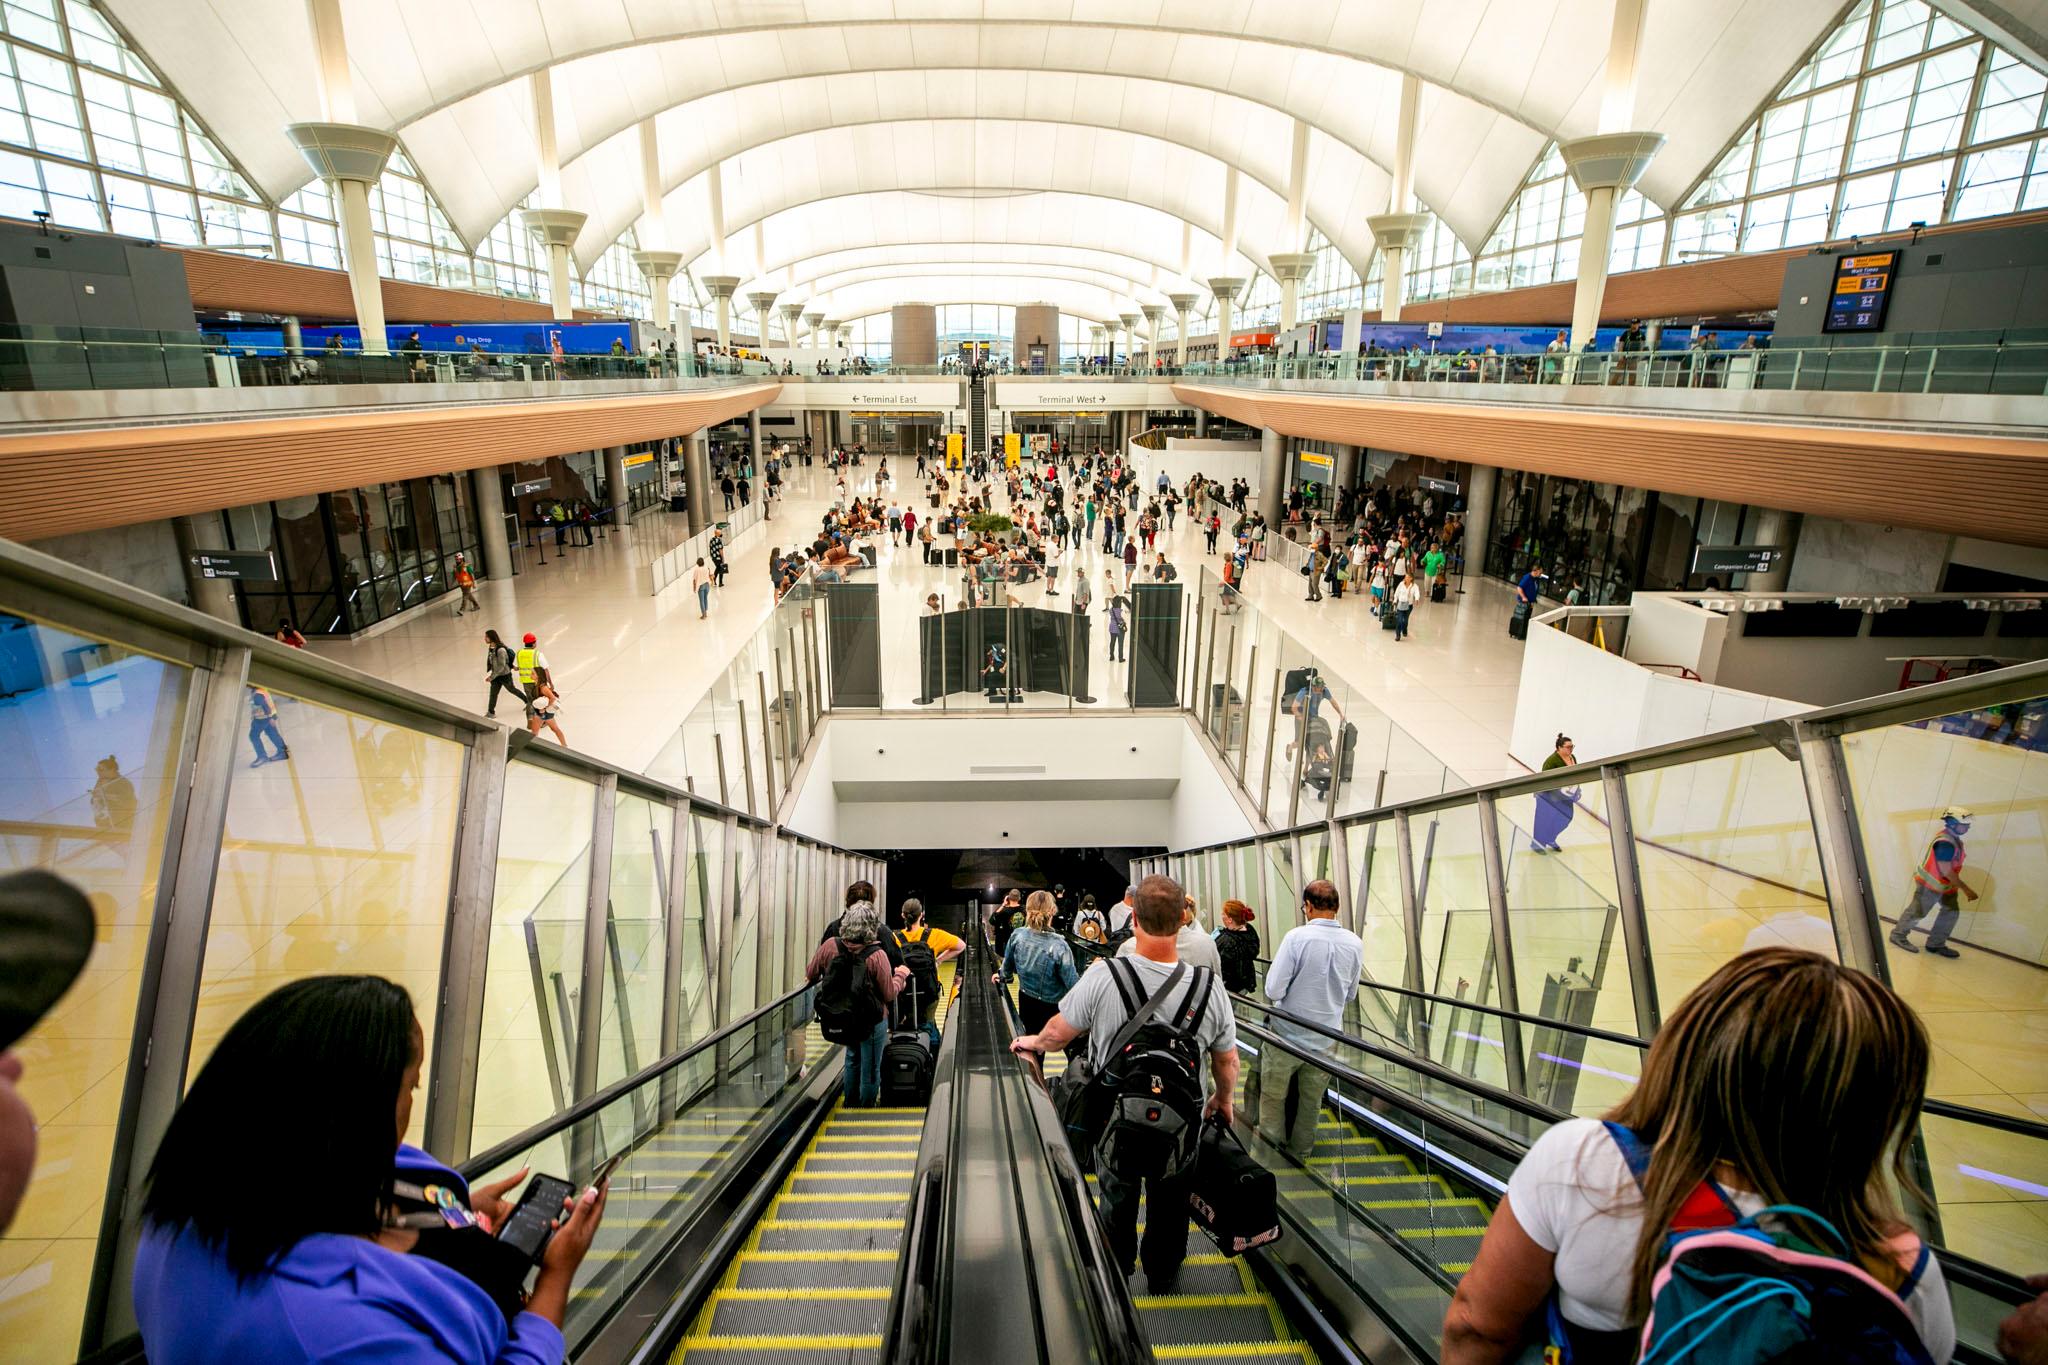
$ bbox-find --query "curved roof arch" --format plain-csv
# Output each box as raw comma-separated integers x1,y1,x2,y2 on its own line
806,276,1137,324
798,261,1161,308
598,116,1327,281
730,191,1227,305
778,242,1192,296
662,132,1279,284
547,71,1402,276
108,2,1841,260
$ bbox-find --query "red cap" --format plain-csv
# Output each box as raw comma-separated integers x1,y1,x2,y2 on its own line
522,633,536,645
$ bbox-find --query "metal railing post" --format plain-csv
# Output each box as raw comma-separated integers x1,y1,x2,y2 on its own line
735,695,759,814
1236,642,1257,785
569,773,619,1179
85,644,249,1347
1259,666,1283,820
1600,765,1661,1037
424,724,510,1162
1391,809,1428,1047
1791,721,1888,981
1474,790,1529,1097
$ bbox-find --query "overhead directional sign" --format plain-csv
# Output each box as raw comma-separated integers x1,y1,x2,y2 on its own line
511,478,552,496
1419,476,1461,495
189,550,277,581
1691,545,1786,576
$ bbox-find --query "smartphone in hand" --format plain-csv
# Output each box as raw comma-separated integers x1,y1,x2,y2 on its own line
493,1174,577,1261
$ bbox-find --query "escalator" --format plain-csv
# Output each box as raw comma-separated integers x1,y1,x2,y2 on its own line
671,965,958,1362
995,958,1337,1363
968,372,988,459
440,963,966,1365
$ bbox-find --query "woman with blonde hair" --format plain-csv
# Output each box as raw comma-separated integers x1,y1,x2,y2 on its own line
1443,948,1952,1364
994,890,1079,1034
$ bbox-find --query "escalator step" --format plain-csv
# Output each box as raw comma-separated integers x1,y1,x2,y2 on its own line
675,1334,882,1363
734,1255,898,1291
756,1220,905,1253
707,1290,889,1338
768,1194,910,1220
1134,1295,1291,1346
1161,1258,1253,1294
1153,1346,1317,1362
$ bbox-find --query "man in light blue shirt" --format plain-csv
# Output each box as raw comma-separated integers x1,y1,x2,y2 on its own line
1258,879,1363,1158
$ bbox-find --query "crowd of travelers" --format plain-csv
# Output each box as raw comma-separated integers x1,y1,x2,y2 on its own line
0,858,2042,1362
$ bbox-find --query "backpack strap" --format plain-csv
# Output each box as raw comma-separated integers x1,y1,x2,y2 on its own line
1603,1121,1653,1184
1896,1238,1931,1302
1605,1121,1743,1230
1105,958,1143,1017
1173,966,1214,1039
1100,961,1188,1061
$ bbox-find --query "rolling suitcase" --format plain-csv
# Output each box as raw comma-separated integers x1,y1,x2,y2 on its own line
1509,603,1530,640
879,983,935,1106
1187,1117,1281,1256
1430,580,1447,603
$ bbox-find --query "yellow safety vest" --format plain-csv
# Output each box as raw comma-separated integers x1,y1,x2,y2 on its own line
514,647,538,685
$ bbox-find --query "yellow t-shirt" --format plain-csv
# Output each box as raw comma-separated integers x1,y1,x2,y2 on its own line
905,924,964,957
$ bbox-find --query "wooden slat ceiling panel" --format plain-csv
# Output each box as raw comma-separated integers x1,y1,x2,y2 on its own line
0,383,780,539
1172,384,2048,548
176,247,605,324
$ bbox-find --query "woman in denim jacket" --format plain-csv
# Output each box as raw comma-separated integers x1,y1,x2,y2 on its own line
995,890,1080,1032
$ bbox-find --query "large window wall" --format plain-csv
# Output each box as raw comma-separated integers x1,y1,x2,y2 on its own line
0,0,652,320
1291,0,2048,321
0,538,881,1357
214,472,485,638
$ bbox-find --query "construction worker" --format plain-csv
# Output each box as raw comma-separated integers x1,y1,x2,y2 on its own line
1889,805,1978,959
514,632,553,701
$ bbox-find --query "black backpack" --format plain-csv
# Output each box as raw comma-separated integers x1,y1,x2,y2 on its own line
899,929,942,1004
815,941,885,1043
1092,960,1213,1181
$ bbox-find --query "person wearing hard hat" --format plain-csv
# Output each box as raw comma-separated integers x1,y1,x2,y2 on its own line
1889,805,1979,959
513,632,554,709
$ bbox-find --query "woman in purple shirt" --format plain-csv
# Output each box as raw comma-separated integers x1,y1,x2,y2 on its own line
134,976,607,1363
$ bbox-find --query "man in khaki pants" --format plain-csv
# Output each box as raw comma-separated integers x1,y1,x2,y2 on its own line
1257,879,1363,1159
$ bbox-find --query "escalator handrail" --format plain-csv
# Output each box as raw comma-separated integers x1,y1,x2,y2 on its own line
1234,1016,1538,1172
986,942,1155,1365
459,982,812,1180
1254,955,1652,1051
879,978,966,1365
1232,992,1570,1128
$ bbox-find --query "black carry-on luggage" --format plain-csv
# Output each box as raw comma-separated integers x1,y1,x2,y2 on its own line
1187,1116,1281,1255
879,981,935,1106
1509,603,1530,640
1381,603,1399,631
1431,579,1447,603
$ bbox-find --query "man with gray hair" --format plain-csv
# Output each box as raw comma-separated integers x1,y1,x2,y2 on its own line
807,900,909,1107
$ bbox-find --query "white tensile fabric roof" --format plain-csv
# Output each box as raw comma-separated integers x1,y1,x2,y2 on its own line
105,0,1989,313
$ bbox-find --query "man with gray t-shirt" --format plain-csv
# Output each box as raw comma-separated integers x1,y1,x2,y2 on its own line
1012,874,1239,1292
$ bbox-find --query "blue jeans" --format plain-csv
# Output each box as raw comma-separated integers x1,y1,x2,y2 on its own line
842,1019,887,1106
696,583,710,615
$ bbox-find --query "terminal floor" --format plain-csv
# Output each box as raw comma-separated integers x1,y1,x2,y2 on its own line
309,462,1527,786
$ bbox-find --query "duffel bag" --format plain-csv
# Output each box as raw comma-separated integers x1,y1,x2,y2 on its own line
1187,1116,1281,1256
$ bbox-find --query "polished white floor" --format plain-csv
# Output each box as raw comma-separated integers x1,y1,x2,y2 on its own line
314,460,1531,786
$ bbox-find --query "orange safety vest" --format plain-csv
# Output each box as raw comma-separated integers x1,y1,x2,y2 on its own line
1912,829,1965,893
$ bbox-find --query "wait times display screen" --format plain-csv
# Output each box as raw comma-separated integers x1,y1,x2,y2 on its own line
1823,250,1901,332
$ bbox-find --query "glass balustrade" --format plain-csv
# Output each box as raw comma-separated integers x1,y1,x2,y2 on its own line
0,535,882,1356
1160,330,2048,397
